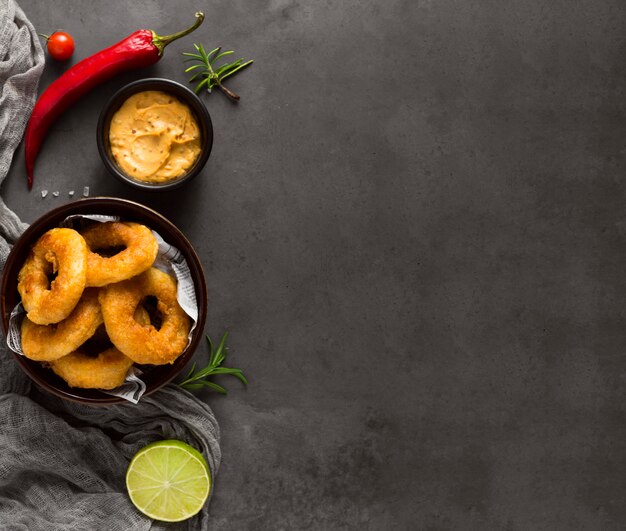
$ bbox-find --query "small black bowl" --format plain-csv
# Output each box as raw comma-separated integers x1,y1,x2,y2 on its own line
97,78,213,191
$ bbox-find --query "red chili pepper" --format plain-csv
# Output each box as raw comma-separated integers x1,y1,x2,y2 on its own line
24,12,205,189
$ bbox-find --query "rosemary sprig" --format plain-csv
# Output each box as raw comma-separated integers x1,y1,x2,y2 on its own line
178,332,248,394
183,44,253,102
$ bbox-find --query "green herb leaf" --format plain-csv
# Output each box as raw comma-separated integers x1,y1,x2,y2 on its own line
200,380,228,394
194,77,210,94
233,372,249,385
220,60,253,82
180,382,204,391
213,60,241,77
178,332,248,394
184,64,205,73
182,44,254,102
207,46,221,62
213,50,235,62
212,332,228,365
208,367,243,376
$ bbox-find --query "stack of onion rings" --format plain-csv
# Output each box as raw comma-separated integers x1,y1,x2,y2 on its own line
15,220,192,391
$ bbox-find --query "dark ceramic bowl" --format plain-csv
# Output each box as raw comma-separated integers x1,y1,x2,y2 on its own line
97,78,213,191
0,198,207,405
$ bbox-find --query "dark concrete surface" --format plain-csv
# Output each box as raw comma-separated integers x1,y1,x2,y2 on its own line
5,0,626,529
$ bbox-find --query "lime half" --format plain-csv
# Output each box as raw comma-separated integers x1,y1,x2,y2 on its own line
126,439,211,522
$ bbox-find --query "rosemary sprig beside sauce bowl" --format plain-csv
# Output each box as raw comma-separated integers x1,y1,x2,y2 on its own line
183,44,253,102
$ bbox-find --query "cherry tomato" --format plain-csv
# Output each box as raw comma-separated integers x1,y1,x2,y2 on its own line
45,31,75,61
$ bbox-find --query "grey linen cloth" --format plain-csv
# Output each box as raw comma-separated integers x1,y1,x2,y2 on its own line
0,1,221,529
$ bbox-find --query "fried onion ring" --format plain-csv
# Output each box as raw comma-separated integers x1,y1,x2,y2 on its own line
100,268,191,365
17,228,87,325
50,347,134,390
82,222,158,287
21,289,103,361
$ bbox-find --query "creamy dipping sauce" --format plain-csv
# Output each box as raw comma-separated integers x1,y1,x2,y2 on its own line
109,90,201,183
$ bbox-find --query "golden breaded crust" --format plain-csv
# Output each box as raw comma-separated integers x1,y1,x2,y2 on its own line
100,268,190,365
17,228,87,325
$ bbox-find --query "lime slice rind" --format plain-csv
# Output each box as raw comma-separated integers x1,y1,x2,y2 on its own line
126,440,211,522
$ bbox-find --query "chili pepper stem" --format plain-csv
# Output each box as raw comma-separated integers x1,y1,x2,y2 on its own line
152,12,205,56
